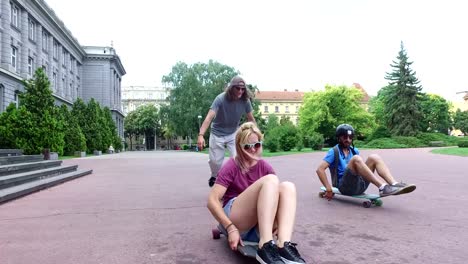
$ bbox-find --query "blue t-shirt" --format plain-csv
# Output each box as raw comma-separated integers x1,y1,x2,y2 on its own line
323,144,360,185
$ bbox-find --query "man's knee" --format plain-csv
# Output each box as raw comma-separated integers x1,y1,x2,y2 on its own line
368,154,382,163
350,155,364,166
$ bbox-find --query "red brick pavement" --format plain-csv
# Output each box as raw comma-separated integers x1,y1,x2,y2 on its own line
0,148,466,264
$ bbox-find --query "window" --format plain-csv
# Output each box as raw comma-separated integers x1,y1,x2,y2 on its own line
53,41,59,59
62,50,67,66
42,31,49,51
52,72,57,93
11,4,19,27
275,106,279,113
296,106,299,113
70,57,75,73
28,57,34,76
285,106,289,113
264,105,269,113
28,19,35,41
14,90,20,108
62,75,66,96
69,82,73,98
11,46,17,70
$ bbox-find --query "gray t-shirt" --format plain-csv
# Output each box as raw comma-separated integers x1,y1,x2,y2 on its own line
210,92,253,136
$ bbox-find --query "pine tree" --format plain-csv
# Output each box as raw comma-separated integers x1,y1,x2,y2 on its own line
19,68,64,154
384,42,423,136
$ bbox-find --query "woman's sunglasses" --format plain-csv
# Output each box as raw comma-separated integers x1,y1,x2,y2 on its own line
242,141,263,150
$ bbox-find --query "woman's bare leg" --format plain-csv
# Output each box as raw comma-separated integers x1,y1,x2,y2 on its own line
276,182,297,247
229,174,279,247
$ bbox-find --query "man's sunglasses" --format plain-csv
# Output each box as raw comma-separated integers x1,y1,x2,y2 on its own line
234,86,246,91
340,135,354,140
242,141,263,150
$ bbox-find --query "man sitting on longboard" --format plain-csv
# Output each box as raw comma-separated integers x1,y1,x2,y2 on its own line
316,124,416,201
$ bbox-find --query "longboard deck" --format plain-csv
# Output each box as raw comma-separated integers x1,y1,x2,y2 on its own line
319,186,383,208
238,242,258,258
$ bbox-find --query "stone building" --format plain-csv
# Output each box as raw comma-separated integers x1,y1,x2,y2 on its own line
0,0,125,138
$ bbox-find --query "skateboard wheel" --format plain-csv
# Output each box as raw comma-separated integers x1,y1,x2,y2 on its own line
374,199,383,206
363,201,371,208
318,192,325,198
212,228,221,239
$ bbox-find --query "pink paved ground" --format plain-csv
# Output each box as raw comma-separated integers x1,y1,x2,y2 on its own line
0,148,466,264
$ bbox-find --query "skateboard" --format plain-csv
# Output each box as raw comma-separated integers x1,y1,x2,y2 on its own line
319,186,383,208
212,225,258,258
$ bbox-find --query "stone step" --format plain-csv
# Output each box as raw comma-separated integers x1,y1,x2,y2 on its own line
0,155,44,166
0,165,78,190
0,169,93,204
0,160,63,177
0,149,23,157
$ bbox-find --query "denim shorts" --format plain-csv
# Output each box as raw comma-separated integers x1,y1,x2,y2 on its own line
338,168,370,195
222,197,260,242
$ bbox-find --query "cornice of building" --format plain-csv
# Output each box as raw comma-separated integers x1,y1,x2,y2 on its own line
32,0,86,58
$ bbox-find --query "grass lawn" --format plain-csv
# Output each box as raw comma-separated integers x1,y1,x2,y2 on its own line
196,148,326,157
59,155,77,160
431,147,468,157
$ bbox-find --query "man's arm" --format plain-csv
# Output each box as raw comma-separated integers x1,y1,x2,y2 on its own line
197,109,216,150
246,111,256,125
316,160,334,200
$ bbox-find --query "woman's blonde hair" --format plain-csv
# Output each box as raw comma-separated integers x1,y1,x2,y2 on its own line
235,122,264,173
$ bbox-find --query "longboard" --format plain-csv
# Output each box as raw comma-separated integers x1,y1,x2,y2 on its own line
319,186,383,208
212,225,258,258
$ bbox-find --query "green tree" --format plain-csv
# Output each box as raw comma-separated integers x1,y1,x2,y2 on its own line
124,110,140,150
368,86,392,127
19,68,64,154
384,42,422,136
419,94,451,134
265,114,280,135
454,109,468,135
162,60,239,139
59,105,86,155
299,85,375,142
135,104,159,150
85,99,104,153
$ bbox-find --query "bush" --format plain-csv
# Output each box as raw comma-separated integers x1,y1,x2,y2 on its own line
392,136,425,148
296,140,304,151
309,132,324,150
458,140,468,148
264,132,280,152
416,132,459,146
364,138,406,149
265,125,299,152
182,144,189,150
367,126,391,141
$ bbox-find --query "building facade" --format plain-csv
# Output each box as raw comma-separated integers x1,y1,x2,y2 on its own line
255,89,305,125
121,86,169,114
0,0,125,138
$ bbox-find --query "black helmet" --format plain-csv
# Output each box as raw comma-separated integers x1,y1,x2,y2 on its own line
336,124,354,138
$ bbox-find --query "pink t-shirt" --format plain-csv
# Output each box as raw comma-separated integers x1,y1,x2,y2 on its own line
216,158,276,207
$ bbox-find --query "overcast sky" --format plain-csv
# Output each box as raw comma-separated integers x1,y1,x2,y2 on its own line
44,0,468,101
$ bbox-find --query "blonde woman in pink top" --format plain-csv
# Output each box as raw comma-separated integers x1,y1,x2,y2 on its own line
207,122,306,264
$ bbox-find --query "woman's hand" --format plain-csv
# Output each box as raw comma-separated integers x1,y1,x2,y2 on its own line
227,225,243,250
